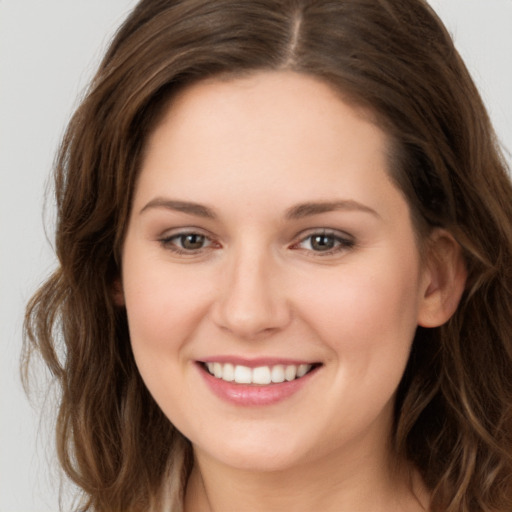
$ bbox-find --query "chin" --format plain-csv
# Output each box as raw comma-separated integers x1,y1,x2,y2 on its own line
191,427,314,473
214,449,306,473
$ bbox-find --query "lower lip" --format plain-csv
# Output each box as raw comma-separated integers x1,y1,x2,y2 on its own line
197,364,319,406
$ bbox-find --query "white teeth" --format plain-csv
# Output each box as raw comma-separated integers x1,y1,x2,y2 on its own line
297,364,309,378
253,366,272,385
205,362,314,384
213,362,222,378
271,365,285,383
223,363,235,382
234,365,252,384
285,365,297,381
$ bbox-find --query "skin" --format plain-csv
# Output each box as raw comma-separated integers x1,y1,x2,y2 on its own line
119,71,465,511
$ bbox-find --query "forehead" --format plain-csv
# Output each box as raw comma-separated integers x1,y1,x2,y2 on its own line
131,70,405,227
156,71,381,142
141,71,389,181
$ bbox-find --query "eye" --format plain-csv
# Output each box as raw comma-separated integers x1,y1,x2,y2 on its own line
159,231,217,254
293,230,355,255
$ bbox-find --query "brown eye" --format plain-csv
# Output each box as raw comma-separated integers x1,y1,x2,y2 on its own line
310,234,336,251
179,233,206,250
294,230,355,255
159,231,216,254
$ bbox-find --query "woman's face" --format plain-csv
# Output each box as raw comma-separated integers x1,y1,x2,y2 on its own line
121,71,434,472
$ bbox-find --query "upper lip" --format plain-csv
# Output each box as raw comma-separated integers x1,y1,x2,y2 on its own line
197,356,320,368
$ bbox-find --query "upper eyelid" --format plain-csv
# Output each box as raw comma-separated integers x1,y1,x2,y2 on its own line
294,227,354,241
158,228,217,247
158,226,214,239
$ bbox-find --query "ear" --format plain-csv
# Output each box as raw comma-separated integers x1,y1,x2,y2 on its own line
417,229,467,328
112,278,125,306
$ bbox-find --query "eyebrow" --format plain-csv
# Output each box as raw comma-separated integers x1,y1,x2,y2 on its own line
139,198,380,220
285,200,380,219
139,198,216,218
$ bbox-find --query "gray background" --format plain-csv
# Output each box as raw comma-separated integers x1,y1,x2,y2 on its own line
1,1,511,510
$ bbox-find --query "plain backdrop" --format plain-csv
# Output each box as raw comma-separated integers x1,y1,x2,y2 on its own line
1,1,511,511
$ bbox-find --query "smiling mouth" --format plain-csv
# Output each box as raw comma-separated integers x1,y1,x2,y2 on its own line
201,362,321,385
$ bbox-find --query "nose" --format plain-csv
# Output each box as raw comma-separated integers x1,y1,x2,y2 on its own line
210,246,292,339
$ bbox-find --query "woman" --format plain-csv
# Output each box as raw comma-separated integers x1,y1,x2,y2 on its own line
23,0,512,511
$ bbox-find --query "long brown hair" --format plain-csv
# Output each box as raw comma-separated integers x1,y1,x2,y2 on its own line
23,1,512,510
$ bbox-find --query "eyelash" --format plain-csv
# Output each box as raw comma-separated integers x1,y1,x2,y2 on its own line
158,229,355,256
158,231,218,255
292,230,355,256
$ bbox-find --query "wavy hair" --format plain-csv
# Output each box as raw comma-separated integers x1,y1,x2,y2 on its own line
23,1,512,510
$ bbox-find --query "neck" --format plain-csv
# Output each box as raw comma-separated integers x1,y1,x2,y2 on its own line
184,435,429,512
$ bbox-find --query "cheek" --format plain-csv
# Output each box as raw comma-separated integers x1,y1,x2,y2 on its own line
121,256,213,421
295,253,422,358
295,256,422,437
120,247,213,382
123,252,209,333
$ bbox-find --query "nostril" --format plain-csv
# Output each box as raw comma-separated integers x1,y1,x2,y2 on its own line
211,300,291,339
